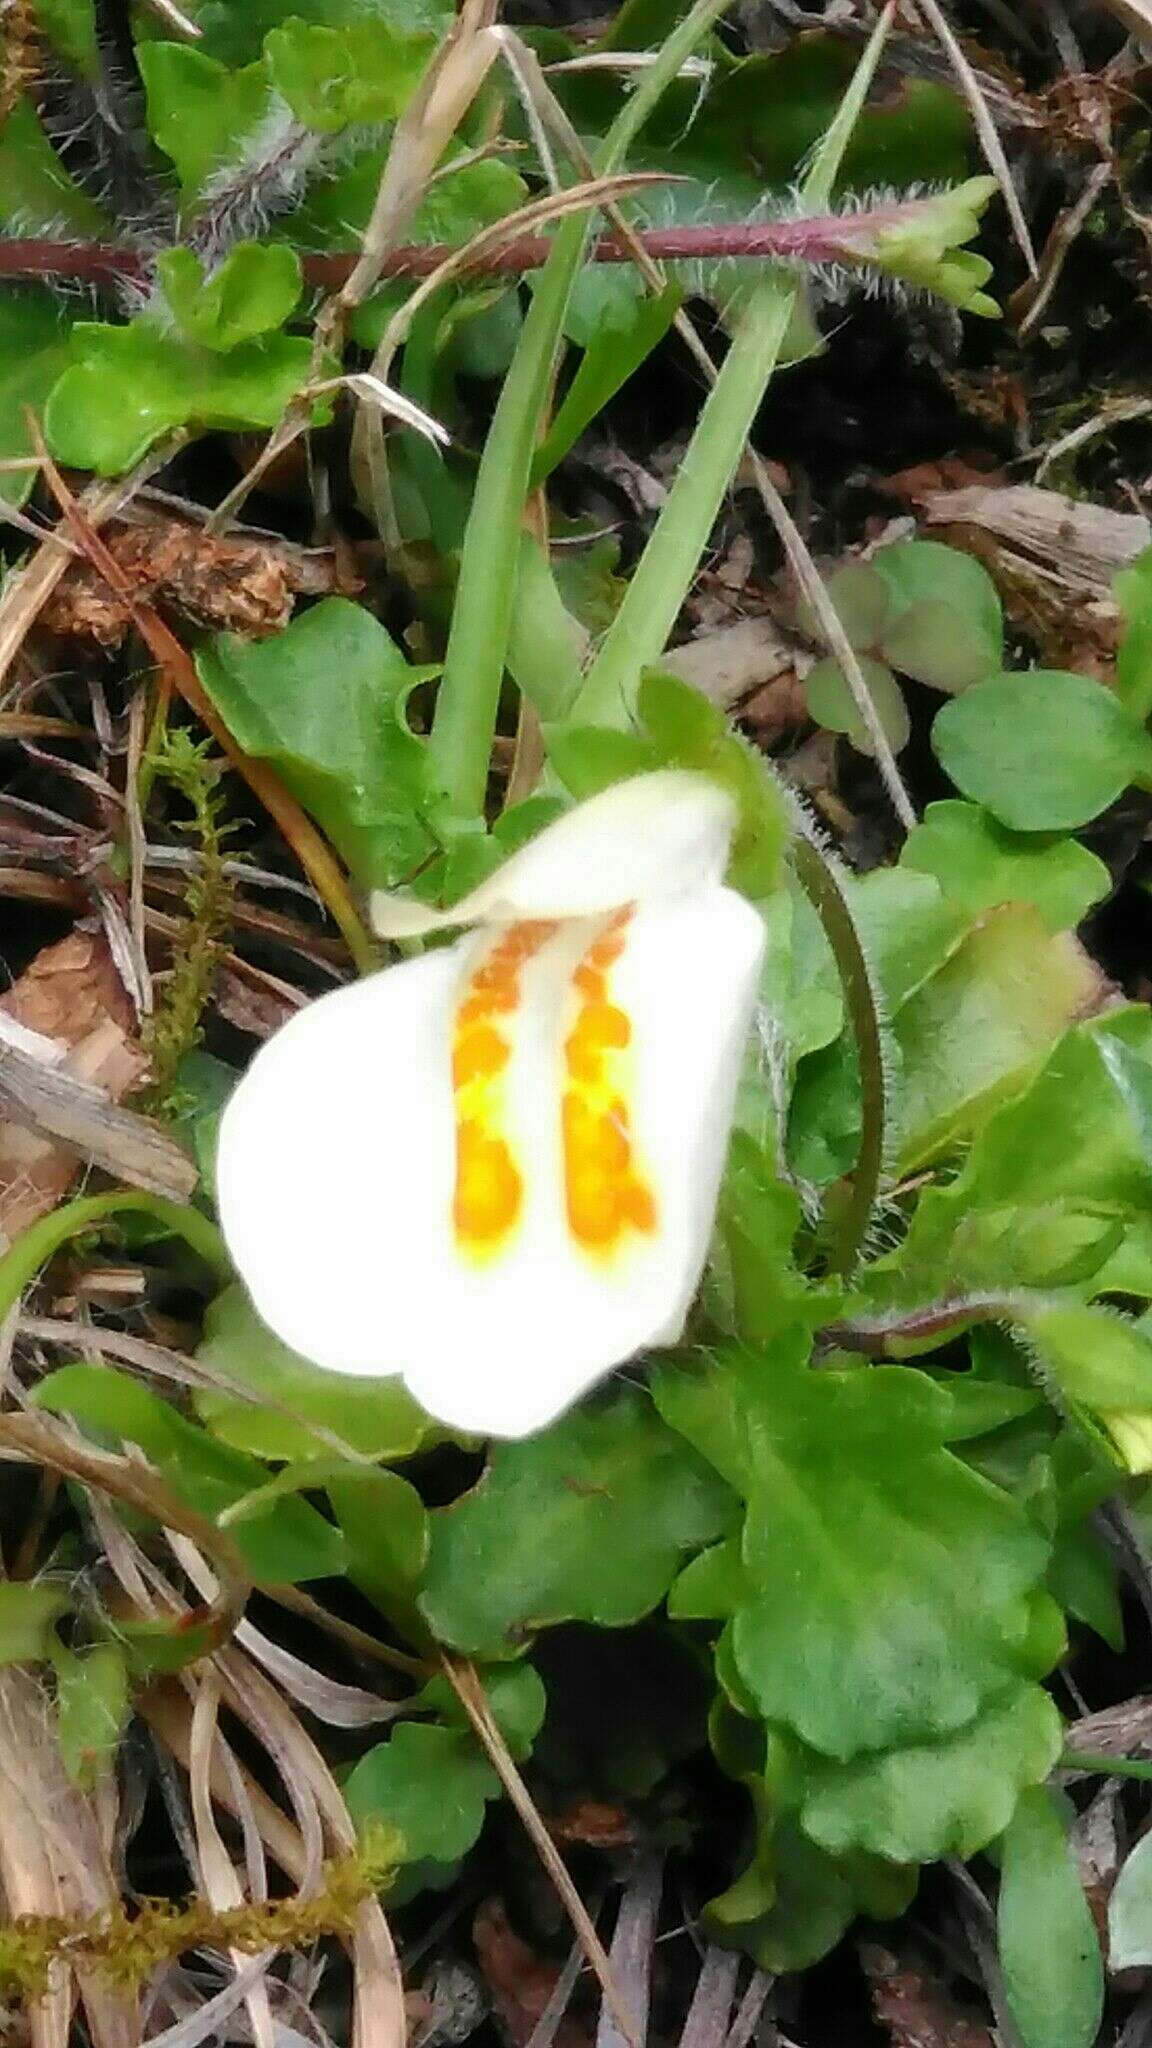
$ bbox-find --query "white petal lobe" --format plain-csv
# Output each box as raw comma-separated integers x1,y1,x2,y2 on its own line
370,770,737,936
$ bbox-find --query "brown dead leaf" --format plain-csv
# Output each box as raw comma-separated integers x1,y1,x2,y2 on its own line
1,929,134,1043
0,931,146,1239
547,1801,636,1851
861,1943,993,2048
473,1899,590,2048
38,517,342,647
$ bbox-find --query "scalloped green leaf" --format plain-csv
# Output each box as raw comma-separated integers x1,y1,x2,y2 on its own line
157,243,303,351
264,17,430,131
799,1684,1062,1863
44,321,318,473
419,1386,734,1657
656,1347,1053,1761
891,905,1105,1169
137,42,271,203
196,597,437,888
34,1362,345,1583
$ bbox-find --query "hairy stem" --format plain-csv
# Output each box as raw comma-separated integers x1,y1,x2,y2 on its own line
0,202,942,290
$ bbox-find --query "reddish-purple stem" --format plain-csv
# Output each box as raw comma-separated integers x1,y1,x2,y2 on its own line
0,208,908,292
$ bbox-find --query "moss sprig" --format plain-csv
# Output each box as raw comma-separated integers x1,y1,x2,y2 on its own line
142,730,234,1114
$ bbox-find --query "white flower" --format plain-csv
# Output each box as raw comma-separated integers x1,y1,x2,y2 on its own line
216,771,765,1438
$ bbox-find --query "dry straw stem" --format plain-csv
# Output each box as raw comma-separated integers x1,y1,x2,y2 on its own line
30,434,377,973
908,0,1036,275
0,1408,251,1646
441,1655,640,2048
371,170,677,386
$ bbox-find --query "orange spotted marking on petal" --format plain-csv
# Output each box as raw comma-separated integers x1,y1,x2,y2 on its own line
562,908,656,1255
451,920,556,1254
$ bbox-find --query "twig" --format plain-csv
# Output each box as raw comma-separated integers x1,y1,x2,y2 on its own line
440,1655,639,2048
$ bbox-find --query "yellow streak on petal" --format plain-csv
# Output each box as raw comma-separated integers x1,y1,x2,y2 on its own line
451,921,556,1256
562,908,657,1255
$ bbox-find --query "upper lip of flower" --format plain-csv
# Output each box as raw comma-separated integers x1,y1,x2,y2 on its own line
214,769,766,1440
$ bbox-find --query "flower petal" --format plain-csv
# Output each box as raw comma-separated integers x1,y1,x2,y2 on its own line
370,769,737,938
216,882,764,1439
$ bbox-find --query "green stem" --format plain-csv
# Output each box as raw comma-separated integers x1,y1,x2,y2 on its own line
0,1193,231,1321
790,836,886,1279
427,0,734,819
1061,1749,1152,1784
570,7,894,728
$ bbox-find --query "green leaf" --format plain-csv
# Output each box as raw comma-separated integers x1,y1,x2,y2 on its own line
137,43,271,203
419,1386,735,1657
157,243,303,351
998,1788,1103,2048
891,906,1105,1168
933,670,1152,830
803,656,911,758
953,1023,1152,1216
694,36,970,191
797,562,892,650
264,17,429,130
873,539,1003,692
195,1285,434,1463
1108,1827,1152,1969
0,289,74,509
657,1348,1053,1761
798,1685,1062,1863
901,801,1109,933
168,1051,236,1203
1024,1303,1152,1410
1115,546,1152,721
417,1662,547,1764
345,1722,497,1869
0,1582,70,1664
179,0,451,69
196,597,438,888
531,285,682,486
45,321,318,474
34,1363,346,1583
38,0,98,76
53,1641,129,1788
326,1468,429,1620
0,99,107,238
706,1806,914,1974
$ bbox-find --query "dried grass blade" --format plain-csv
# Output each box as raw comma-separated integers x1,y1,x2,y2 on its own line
442,1656,636,2047
31,437,376,973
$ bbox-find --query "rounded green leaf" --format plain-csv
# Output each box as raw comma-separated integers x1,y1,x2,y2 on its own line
874,538,1002,691
998,1788,1103,2048
1108,1827,1152,1969
804,655,910,757
933,671,1152,830
45,322,317,474
797,563,891,650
